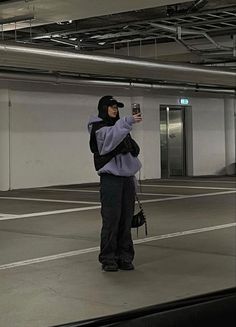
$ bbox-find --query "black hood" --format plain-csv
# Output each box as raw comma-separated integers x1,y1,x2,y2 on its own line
97,95,124,124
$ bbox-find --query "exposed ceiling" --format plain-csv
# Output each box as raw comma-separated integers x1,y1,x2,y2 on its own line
1,0,236,64
0,0,191,31
0,0,236,90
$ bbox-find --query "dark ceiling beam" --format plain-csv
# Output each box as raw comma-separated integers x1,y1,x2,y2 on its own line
179,15,236,28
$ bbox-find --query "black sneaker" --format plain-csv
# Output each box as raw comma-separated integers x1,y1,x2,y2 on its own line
118,262,134,270
102,263,118,272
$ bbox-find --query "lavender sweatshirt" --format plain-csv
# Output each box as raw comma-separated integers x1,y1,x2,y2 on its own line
88,115,142,176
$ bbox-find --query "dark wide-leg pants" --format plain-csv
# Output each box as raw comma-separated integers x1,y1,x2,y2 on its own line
99,174,135,265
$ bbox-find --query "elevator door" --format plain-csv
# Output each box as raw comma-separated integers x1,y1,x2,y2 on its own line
160,105,186,178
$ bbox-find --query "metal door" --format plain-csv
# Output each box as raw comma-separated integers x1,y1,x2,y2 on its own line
160,105,186,178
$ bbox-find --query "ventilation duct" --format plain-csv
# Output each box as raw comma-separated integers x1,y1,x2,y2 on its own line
0,43,236,88
0,71,235,95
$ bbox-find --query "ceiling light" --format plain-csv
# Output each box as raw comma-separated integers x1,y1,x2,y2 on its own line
56,20,73,25
98,42,106,45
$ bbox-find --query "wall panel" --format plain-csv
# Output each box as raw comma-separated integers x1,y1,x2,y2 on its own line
0,89,10,190
0,80,232,190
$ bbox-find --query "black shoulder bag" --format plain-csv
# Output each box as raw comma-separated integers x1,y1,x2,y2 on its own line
132,194,147,236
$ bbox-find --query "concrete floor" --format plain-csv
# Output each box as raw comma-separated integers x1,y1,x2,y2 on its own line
0,177,235,327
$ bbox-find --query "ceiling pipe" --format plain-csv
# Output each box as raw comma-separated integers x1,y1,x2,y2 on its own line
0,43,236,88
186,0,208,13
0,71,235,95
0,14,34,25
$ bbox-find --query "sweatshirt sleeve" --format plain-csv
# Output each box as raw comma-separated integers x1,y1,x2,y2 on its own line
96,116,135,155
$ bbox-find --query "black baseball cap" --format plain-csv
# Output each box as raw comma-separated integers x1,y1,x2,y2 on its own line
98,95,124,111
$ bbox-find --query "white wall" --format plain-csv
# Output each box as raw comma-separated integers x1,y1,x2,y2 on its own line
0,80,234,190
0,89,10,191
190,97,226,176
141,96,160,179
8,86,99,189
224,98,236,175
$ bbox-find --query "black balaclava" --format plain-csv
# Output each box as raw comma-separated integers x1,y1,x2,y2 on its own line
97,95,124,125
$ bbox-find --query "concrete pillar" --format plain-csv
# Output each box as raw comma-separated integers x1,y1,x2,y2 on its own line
0,88,10,190
224,98,236,175
140,96,160,180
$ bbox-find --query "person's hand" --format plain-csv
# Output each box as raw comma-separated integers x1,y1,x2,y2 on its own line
133,113,142,123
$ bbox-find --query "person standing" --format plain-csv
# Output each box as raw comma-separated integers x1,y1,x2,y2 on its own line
88,95,142,272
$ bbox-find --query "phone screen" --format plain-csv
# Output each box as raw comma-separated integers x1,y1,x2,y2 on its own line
132,103,141,115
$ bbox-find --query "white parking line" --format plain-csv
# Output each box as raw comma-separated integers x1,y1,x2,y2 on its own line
0,190,235,221
0,214,18,218
160,179,236,184
140,190,236,204
134,222,236,244
0,196,100,205
141,184,236,190
0,222,235,270
39,188,184,197
39,188,99,193
139,193,183,197
0,205,101,221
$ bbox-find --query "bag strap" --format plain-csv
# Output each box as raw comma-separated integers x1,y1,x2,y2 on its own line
135,193,143,210
135,193,148,236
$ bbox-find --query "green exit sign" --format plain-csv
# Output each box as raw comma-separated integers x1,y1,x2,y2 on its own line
179,98,189,105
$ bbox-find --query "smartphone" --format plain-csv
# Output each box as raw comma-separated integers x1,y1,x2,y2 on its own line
132,103,141,115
